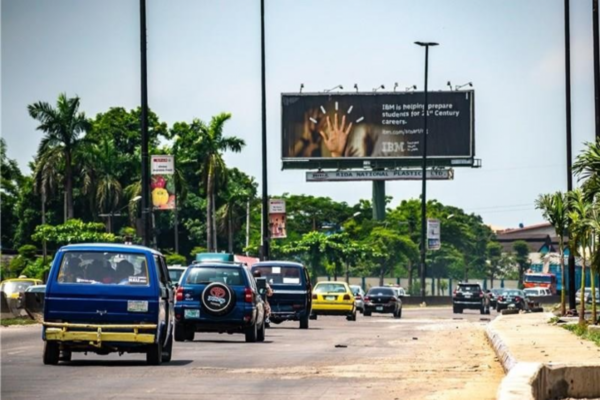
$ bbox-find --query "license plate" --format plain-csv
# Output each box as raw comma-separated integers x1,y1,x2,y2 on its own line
325,296,336,301
376,306,383,311
127,300,148,313
185,309,200,318
464,293,472,298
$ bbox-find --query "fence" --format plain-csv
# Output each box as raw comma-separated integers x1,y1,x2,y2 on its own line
317,276,522,296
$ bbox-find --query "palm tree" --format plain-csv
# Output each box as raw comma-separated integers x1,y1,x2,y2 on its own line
175,114,245,252
574,139,600,201
535,192,569,315
28,93,90,220
80,137,125,228
569,189,593,325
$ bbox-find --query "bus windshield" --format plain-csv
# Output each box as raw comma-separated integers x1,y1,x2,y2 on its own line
525,275,553,283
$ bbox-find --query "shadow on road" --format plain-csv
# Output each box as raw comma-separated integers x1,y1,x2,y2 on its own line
191,339,275,344
62,359,194,367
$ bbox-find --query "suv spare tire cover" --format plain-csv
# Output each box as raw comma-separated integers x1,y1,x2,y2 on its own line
201,282,236,316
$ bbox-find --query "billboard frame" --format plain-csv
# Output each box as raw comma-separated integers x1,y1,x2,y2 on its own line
281,91,478,170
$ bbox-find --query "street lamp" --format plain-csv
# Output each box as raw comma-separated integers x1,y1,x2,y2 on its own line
324,85,343,93
415,41,439,298
372,84,385,92
455,82,473,91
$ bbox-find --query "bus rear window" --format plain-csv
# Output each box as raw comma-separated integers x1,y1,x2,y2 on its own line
57,251,150,286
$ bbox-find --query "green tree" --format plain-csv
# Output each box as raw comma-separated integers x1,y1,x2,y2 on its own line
535,191,570,315
1,139,24,249
569,189,594,325
486,242,503,288
32,219,117,246
366,227,418,286
573,138,600,201
173,115,245,251
28,93,91,220
512,241,530,289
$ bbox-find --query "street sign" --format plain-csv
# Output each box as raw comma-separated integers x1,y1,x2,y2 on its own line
427,219,441,251
306,169,453,182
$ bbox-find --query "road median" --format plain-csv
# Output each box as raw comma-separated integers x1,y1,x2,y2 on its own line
486,312,600,399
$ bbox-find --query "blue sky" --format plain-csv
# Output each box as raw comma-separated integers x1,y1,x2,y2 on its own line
1,0,597,228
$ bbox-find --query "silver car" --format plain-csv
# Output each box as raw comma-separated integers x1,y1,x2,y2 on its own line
350,285,366,313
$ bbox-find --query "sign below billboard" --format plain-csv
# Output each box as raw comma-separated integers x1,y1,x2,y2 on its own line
306,169,453,182
282,91,475,170
427,219,441,251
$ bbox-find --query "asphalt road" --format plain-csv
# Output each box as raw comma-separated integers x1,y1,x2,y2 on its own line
1,307,502,400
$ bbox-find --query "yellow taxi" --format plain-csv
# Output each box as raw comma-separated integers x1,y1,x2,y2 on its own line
310,281,356,321
0,278,43,299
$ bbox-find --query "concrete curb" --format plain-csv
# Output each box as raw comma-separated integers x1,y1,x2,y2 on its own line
486,313,600,399
486,315,538,399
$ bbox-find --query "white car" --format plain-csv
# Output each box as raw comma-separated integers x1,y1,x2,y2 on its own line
575,288,600,304
168,265,187,285
523,288,552,297
350,285,366,313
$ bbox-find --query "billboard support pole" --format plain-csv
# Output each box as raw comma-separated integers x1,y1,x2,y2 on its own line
415,41,438,298
260,0,270,260
139,0,151,248
564,0,576,312
372,180,386,220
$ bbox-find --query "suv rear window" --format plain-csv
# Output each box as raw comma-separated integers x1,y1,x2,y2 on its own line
57,251,150,286
186,267,244,285
253,265,303,285
314,283,347,293
458,285,481,293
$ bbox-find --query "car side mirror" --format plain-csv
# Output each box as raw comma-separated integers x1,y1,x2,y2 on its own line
42,269,50,284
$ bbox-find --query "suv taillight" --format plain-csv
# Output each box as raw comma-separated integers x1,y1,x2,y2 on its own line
176,287,184,302
479,292,484,297
364,296,370,302
244,287,253,303
389,297,397,302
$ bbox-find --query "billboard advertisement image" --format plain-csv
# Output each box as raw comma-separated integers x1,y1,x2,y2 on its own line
281,92,474,168
151,155,176,210
269,199,287,239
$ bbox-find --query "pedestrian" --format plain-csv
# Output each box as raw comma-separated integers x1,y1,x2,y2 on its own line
253,270,273,327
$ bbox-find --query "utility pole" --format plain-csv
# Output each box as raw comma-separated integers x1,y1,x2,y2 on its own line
140,0,151,248
260,0,270,260
593,0,599,140
564,0,576,311
415,41,438,298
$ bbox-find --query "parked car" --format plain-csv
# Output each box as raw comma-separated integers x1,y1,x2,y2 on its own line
251,261,312,329
1,278,43,300
167,265,187,285
175,257,266,342
453,282,489,314
496,289,530,312
363,286,403,318
17,284,46,309
524,288,552,297
350,285,366,313
311,281,356,321
488,288,505,308
575,288,600,304
43,244,175,365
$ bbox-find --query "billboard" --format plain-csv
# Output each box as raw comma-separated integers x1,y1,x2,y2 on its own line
151,155,176,210
281,92,474,169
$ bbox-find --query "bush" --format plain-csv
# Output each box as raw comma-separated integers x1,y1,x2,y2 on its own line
8,256,27,277
18,245,37,260
21,258,51,280
165,253,187,266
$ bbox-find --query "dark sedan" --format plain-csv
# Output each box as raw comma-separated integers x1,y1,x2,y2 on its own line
363,287,402,318
496,289,530,312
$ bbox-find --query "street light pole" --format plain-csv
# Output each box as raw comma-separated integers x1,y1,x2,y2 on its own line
593,0,600,140
260,0,270,260
415,41,438,298
564,0,576,311
139,0,151,248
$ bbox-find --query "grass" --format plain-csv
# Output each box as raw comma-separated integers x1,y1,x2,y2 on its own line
0,317,38,327
562,323,600,347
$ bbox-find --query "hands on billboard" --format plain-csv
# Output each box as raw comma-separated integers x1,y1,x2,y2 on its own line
319,113,353,157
